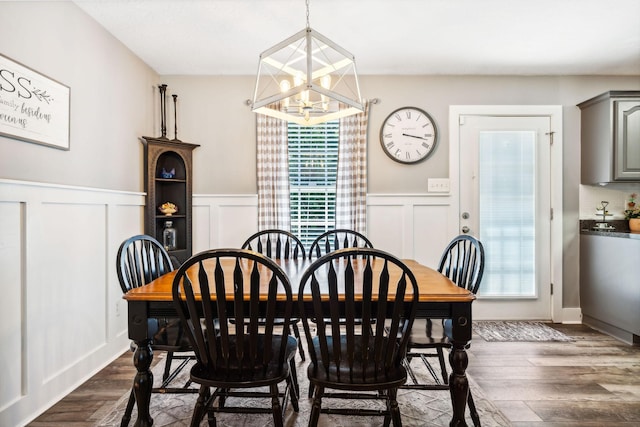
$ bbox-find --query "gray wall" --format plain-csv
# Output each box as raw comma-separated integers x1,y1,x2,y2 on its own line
0,1,158,192
164,75,640,195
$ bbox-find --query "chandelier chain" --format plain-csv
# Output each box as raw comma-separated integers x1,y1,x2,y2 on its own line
305,0,310,29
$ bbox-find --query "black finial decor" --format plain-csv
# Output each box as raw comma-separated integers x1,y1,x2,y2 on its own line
172,94,180,141
158,84,168,139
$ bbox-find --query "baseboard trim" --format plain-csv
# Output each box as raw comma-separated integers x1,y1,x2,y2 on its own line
561,307,582,324
582,314,639,345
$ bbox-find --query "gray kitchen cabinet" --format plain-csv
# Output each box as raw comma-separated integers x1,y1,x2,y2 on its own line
579,91,640,183
580,233,640,344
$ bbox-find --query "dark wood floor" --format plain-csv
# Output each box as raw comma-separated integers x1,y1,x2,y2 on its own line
28,323,640,426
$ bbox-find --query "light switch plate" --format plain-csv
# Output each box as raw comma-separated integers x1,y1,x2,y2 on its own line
428,178,450,192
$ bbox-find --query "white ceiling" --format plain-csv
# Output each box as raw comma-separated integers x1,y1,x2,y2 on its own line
73,0,640,76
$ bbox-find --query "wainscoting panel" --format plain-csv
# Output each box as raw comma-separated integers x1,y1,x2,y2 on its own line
40,202,107,384
193,194,258,252
0,179,144,427
412,204,454,267
218,204,259,247
367,194,453,267
0,187,454,425
190,194,453,264
192,205,212,254
0,201,25,412
108,204,144,341
367,203,405,256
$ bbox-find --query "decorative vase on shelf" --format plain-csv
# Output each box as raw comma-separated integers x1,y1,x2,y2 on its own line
162,221,177,251
629,218,640,232
159,202,178,216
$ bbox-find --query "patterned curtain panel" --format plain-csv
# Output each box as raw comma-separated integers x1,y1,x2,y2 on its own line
336,101,370,232
256,111,291,230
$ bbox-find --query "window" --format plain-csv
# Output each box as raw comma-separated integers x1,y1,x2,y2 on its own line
288,120,339,247
479,130,536,297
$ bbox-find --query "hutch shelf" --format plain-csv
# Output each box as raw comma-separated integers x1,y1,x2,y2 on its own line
141,136,199,265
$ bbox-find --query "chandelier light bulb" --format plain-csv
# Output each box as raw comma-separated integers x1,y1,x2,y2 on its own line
279,79,291,107
280,79,291,92
320,74,331,89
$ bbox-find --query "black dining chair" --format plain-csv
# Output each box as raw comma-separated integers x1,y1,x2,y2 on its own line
299,247,419,426
404,234,485,427
115,234,196,427
241,229,307,361
308,228,374,259
172,249,299,427
307,228,376,397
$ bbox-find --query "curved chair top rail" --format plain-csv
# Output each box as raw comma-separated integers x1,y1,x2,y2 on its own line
116,234,174,294
438,234,485,294
241,229,306,260
308,228,374,259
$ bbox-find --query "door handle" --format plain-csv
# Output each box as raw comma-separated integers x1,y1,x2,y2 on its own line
461,226,470,233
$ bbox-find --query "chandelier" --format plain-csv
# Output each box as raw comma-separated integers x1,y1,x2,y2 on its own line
250,0,363,126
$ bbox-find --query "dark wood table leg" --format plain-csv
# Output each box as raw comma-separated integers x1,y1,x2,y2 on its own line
448,342,469,426
132,339,154,427
128,301,155,427
448,302,472,427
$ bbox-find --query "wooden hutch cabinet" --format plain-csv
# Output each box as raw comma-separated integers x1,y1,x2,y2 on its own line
141,136,199,265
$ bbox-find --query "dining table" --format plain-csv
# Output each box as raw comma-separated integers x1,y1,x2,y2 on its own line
123,256,476,427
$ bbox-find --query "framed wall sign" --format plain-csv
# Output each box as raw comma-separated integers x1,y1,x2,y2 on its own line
0,53,70,150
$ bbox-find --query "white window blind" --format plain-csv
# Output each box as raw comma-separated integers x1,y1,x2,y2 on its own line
479,130,536,297
288,121,339,248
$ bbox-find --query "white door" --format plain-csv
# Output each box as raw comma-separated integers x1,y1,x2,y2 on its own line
459,115,553,320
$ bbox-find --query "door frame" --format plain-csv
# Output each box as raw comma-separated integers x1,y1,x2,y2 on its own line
449,105,563,322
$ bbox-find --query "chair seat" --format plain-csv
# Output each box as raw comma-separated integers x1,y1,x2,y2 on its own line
308,336,407,389
231,317,299,324
190,335,298,387
312,317,375,326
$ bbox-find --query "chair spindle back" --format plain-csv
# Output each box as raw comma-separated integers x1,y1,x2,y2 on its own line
117,234,174,293
242,229,306,260
172,249,293,374
299,248,419,381
438,235,485,293
309,229,373,259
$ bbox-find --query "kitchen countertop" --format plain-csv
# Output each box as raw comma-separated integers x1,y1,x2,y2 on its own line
580,219,640,239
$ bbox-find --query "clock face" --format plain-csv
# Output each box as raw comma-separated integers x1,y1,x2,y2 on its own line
379,107,438,164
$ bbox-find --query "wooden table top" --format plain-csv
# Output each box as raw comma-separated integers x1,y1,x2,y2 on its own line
124,258,475,303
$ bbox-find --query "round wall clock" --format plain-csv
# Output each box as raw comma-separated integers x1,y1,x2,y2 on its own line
379,106,438,164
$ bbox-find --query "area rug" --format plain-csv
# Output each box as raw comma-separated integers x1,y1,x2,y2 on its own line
98,352,511,427
473,321,573,342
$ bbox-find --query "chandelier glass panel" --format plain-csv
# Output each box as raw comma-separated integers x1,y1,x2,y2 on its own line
251,3,363,126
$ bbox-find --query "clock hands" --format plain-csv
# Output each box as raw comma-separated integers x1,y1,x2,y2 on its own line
402,133,431,141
